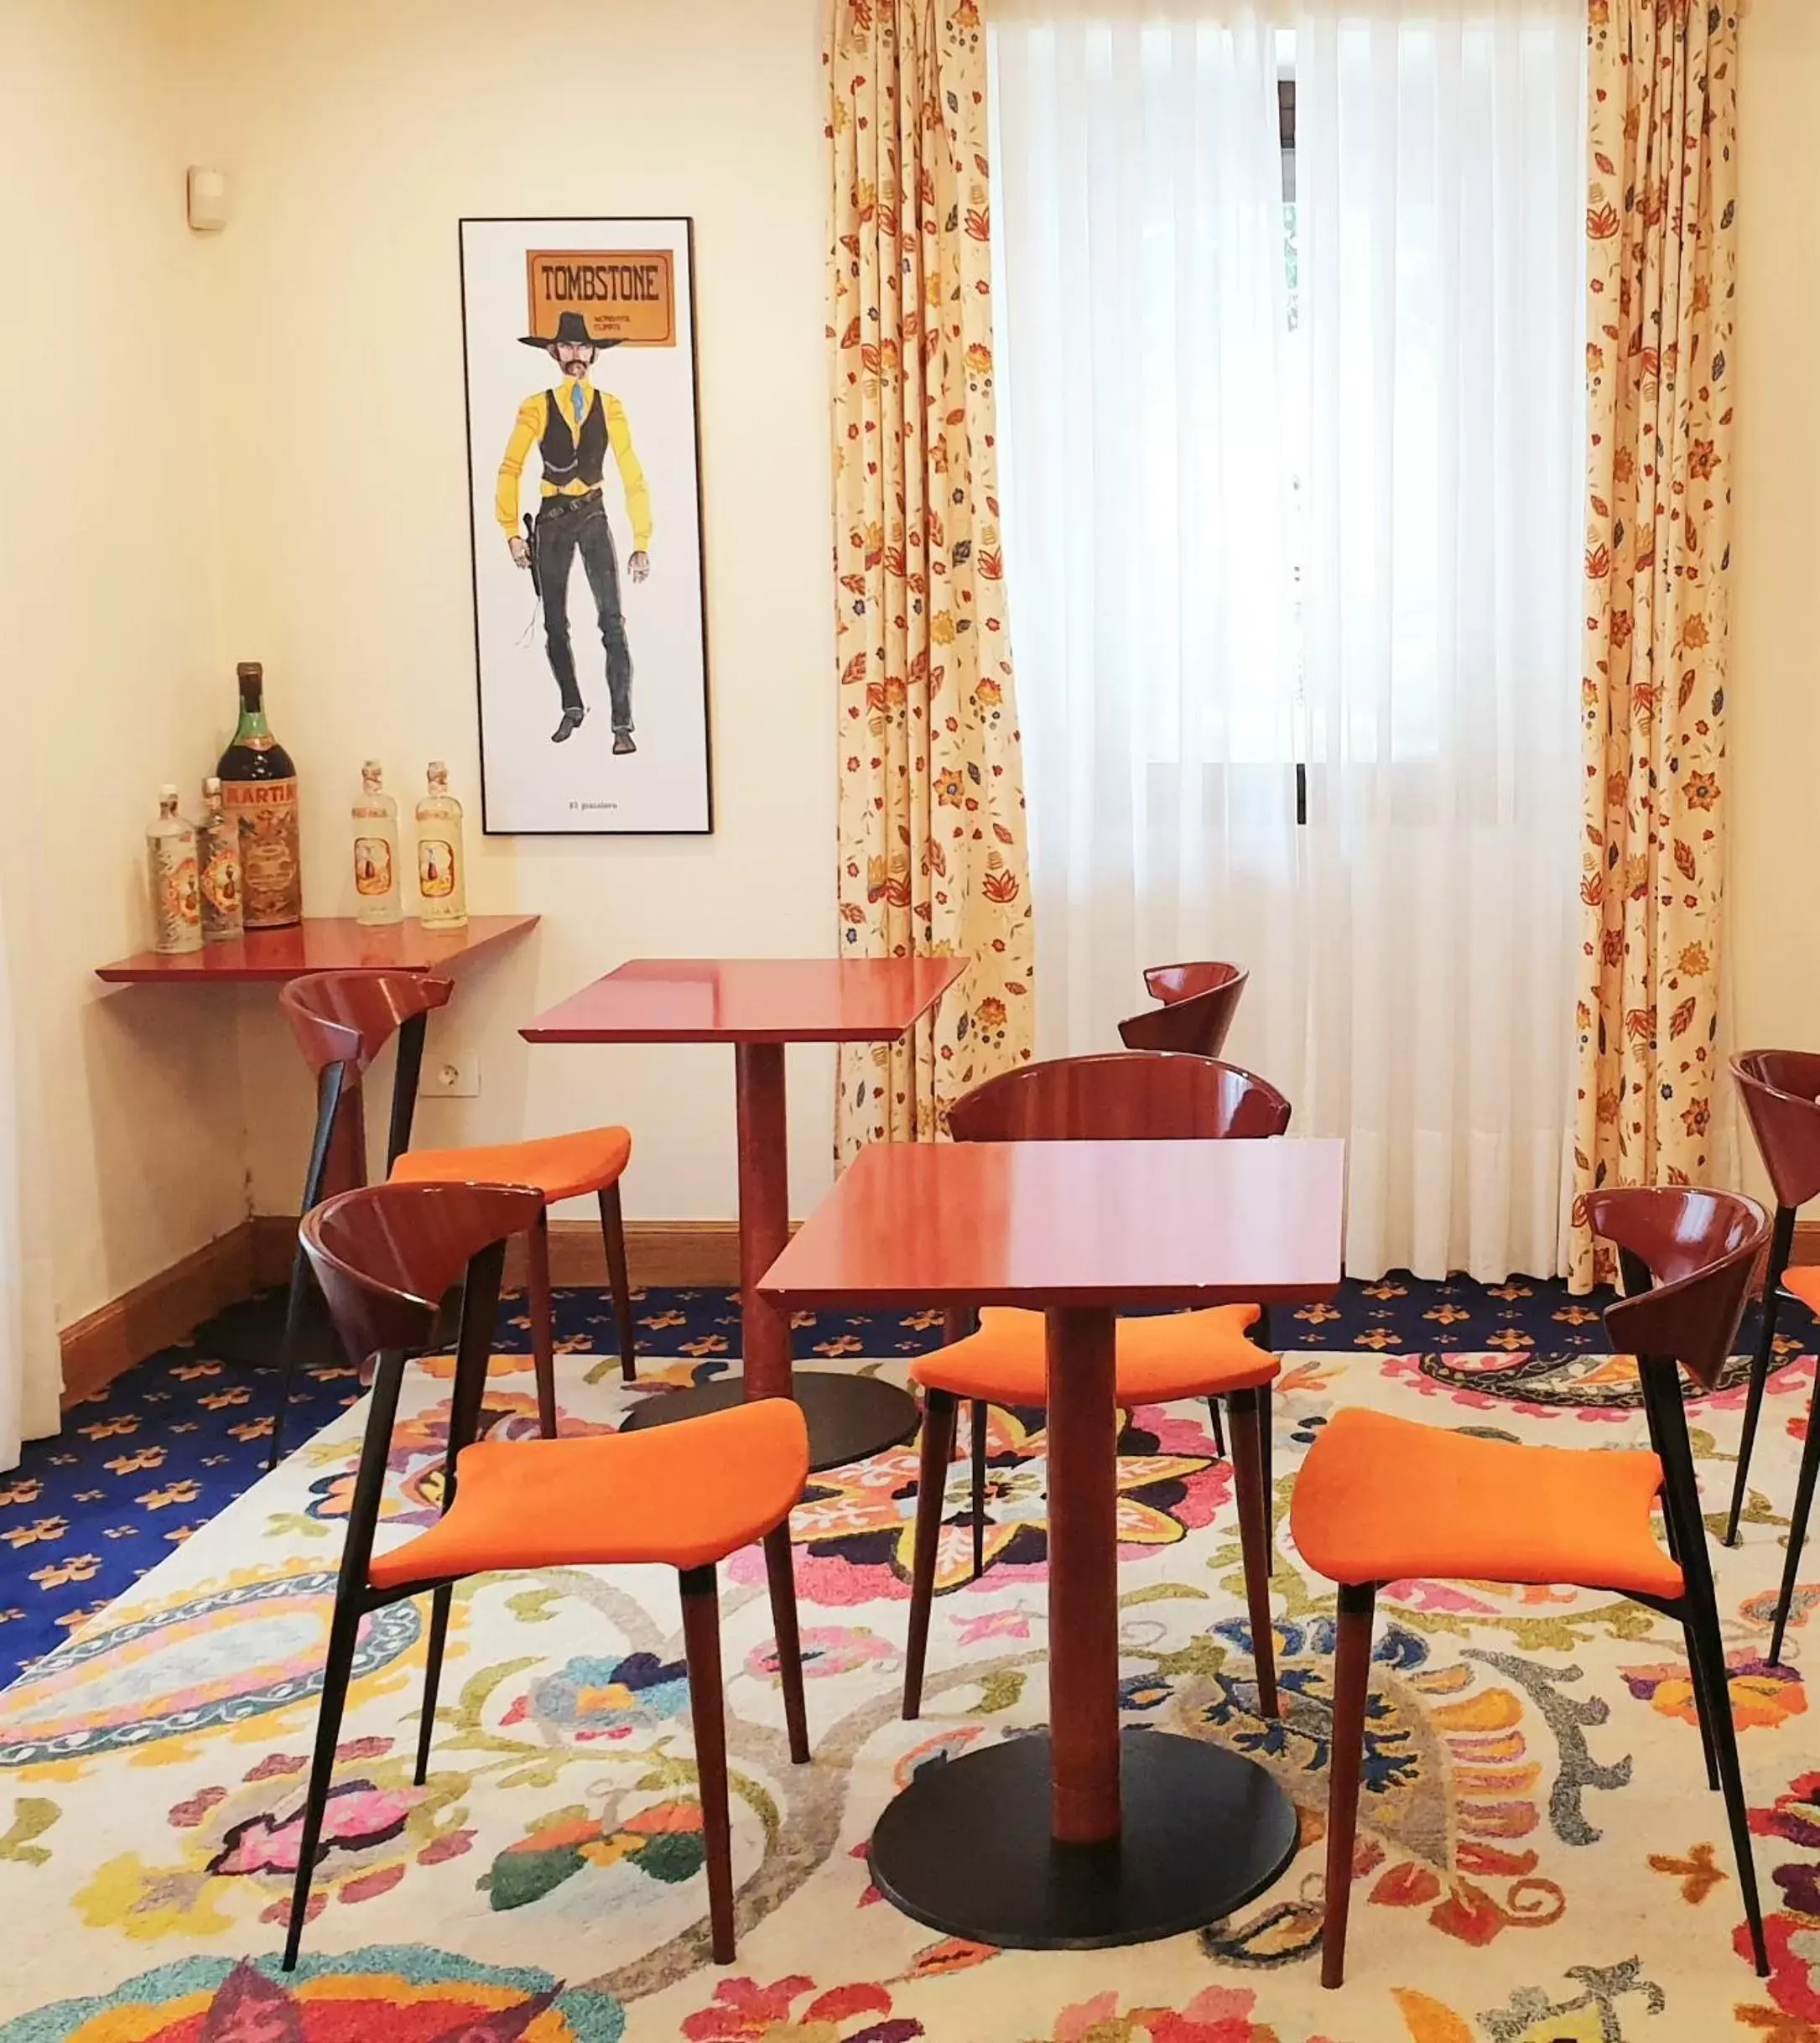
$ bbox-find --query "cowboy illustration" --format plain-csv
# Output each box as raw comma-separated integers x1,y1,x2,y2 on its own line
495,309,652,750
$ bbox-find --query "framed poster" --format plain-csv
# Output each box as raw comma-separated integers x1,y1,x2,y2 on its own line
460,216,712,834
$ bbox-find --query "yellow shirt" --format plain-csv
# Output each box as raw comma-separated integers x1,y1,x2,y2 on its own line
494,379,653,553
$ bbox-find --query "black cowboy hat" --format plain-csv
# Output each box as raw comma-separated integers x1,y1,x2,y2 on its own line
517,309,624,351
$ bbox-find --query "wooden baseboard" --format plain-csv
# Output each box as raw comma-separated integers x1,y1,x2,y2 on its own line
59,1224,257,1409
60,1215,761,1411
1794,1219,1820,1266
547,1219,762,1288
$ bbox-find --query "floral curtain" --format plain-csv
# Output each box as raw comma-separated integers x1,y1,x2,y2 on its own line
827,0,1034,1157
1569,0,1739,1289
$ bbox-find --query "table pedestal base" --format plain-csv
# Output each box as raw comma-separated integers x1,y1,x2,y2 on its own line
869,1728,1297,1950
620,1370,920,1472
195,1287,346,1375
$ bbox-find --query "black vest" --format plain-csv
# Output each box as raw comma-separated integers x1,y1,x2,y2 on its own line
539,387,607,488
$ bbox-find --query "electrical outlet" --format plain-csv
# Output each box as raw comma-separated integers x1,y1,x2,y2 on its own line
423,1049,480,1099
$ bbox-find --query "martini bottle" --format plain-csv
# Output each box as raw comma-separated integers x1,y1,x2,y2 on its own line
216,662,301,928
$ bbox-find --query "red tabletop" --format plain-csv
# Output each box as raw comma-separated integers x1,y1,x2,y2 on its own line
760,1137,1346,1308
520,955,969,1045
96,915,540,985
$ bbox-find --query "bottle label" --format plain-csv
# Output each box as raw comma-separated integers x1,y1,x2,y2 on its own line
354,836,394,897
419,838,456,898
221,778,300,927
200,836,243,936
152,845,202,953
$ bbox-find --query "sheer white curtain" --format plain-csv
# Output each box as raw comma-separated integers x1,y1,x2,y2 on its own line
993,0,1583,1280
993,4,1311,1079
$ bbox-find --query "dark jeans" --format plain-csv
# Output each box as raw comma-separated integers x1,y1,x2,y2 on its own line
536,495,632,731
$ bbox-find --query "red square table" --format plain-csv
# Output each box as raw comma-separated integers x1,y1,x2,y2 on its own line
521,956,969,1469
760,1134,1346,1949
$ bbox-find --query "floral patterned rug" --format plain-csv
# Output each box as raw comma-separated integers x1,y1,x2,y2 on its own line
2,1335,1817,2041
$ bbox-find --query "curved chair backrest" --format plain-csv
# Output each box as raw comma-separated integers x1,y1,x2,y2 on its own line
1585,1185,1769,1392
949,1050,1291,1145
1142,961,1245,1006
301,1180,543,1370
279,970,454,1077
1118,964,1249,1058
1732,1050,1820,1214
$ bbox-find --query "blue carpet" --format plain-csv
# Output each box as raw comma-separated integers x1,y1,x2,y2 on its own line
2,1271,1806,1684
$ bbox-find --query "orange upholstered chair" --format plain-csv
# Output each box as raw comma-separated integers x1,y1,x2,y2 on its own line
269,970,637,1464
1116,960,1249,1060
1292,1186,1770,1988
281,1179,809,1973
1727,1053,1820,1611
902,1051,1290,1721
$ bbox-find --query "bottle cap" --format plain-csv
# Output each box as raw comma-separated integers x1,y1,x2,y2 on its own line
236,662,263,680
362,759,383,777
203,776,221,796
159,783,179,801
427,760,448,781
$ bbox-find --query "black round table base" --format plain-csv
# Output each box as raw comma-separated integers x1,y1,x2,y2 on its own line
869,1728,1298,1950
193,1287,346,1375
619,1370,921,1473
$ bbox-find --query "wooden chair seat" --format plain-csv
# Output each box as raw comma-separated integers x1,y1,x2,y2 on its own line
367,1400,808,1590
912,1303,1278,1406
389,1124,632,1202
1291,1407,1680,1601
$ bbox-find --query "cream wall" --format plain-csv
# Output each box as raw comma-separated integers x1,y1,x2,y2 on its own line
0,0,249,1329
180,0,839,1226
1731,0,1820,1206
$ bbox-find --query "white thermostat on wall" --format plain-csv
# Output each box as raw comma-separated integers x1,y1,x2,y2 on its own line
186,166,230,233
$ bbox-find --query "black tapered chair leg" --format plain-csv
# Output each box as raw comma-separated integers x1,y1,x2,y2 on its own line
1206,1395,1226,1461
1687,1593,1770,1975
1321,1581,1376,1989
599,1183,637,1383
1681,1618,1721,1791
678,1564,736,1964
283,1604,362,1969
762,1525,810,1765
1728,1235,1789,1546
970,1401,988,1580
1771,1369,1820,1663
415,1583,454,1786
268,1244,315,1472
1226,1387,1280,1717
902,1390,958,1719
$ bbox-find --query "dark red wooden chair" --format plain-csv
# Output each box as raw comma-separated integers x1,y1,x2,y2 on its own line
1293,1185,1769,1986
1728,1053,1820,1582
1117,960,1248,1059
270,970,637,1463
282,1179,809,1971
902,1051,1290,1723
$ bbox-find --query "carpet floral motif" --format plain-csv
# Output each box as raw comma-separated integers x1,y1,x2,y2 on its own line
3,1333,1820,2039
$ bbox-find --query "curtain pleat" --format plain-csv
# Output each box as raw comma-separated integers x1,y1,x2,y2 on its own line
1568,0,1739,1287
828,0,1036,1154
